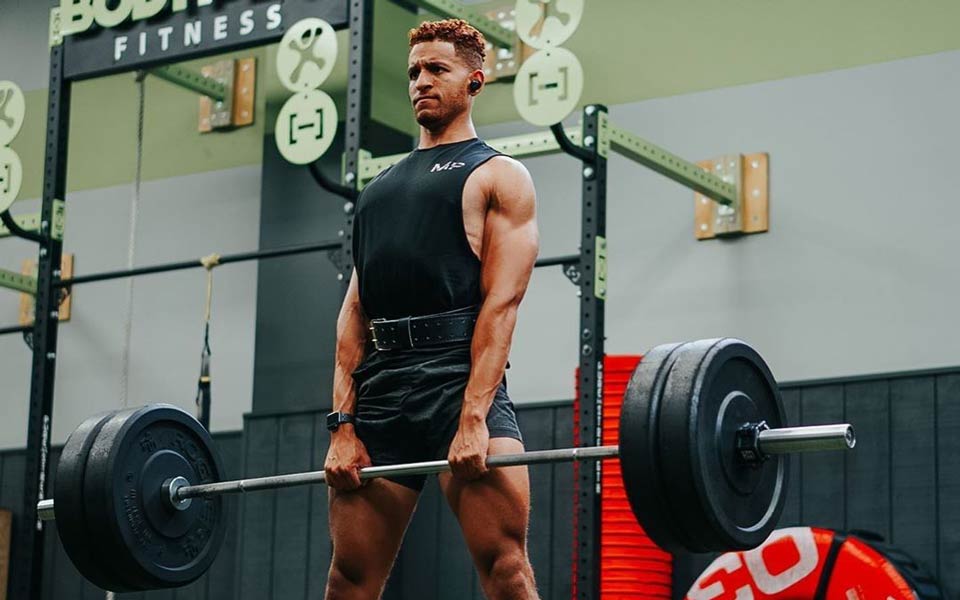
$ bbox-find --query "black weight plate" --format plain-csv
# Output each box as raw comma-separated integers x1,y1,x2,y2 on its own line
53,411,138,592
659,338,786,552
619,341,692,553
83,404,226,591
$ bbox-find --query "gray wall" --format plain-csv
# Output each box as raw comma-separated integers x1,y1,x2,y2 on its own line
478,48,960,404
0,167,261,448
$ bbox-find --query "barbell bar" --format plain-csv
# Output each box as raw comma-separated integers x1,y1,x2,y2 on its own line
34,338,857,592
37,422,852,519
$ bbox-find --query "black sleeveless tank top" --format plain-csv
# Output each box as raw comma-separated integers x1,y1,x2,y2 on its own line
352,138,501,319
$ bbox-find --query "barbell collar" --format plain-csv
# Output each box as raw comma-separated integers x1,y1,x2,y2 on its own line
38,499,54,521
163,476,193,511
758,423,855,454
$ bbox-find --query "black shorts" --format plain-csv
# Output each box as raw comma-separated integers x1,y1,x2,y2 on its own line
352,344,523,491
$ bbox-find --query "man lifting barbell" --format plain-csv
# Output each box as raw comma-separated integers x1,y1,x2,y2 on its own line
34,17,857,600
323,19,542,600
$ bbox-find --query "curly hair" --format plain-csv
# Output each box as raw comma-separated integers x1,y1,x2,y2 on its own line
408,19,486,71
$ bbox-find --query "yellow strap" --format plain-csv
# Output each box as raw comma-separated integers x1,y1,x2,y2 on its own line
200,253,219,324
204,269,214,324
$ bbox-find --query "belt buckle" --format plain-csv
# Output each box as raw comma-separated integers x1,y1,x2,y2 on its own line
369,318,387,351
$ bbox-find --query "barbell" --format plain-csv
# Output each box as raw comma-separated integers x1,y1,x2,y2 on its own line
36,338,854,592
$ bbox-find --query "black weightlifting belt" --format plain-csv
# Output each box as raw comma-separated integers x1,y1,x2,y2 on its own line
368,306,478,351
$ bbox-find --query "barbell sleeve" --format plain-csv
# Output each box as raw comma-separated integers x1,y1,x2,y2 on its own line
35,424,853,520
758,424,856,454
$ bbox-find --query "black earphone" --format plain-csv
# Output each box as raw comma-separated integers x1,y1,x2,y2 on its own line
469,80,482,93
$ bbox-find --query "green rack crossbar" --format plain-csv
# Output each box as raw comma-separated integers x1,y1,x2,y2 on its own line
2,201,66,241
600,114,737,206
0,267,36,295
149,64,227,102
0,213,42,240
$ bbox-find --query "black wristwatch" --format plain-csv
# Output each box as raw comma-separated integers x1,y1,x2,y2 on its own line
326,412,356,432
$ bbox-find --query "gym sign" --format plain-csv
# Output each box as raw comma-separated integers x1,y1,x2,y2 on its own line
54,0,339,79
61,0,282,62
60,0,259,34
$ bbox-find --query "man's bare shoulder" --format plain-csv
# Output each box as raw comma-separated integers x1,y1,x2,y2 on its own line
475,155,536,209
482,154,532,181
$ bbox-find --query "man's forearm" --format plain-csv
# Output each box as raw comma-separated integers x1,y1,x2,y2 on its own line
332,353,362,414
331,303,367,427
462,299,519,422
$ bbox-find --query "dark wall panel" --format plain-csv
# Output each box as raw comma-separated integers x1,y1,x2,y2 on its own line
236,418,279,599
305,413,333,599
205,434,243,600
798,384,845,530
936,374,960,589
890,377,938,578
271,416,315,599
519,407,558,599
779,389,802,526
844,380,890,538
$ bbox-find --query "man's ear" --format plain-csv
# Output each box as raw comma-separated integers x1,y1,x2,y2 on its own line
468,69,486,94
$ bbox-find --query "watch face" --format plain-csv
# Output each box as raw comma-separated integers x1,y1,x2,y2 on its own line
326,412,340,431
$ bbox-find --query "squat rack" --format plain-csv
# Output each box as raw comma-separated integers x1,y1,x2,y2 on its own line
0,1,743,598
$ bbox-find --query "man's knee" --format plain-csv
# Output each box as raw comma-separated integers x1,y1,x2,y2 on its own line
481,548,536,593
326,559,379,598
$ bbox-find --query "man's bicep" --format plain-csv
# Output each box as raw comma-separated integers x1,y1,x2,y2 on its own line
492,159,537,225
338,269,366,326
480,167,539,298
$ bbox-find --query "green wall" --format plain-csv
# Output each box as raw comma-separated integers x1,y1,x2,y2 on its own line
12,49,269,201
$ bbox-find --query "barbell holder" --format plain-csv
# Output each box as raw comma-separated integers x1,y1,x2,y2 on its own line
36,423,854,522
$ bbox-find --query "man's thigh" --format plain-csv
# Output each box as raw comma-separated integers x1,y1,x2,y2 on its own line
328,479,420,578
438,438,531,562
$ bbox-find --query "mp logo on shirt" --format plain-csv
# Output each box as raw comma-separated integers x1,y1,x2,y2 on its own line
431,161,466,173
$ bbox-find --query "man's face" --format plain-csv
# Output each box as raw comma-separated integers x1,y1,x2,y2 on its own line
408,41,476,129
